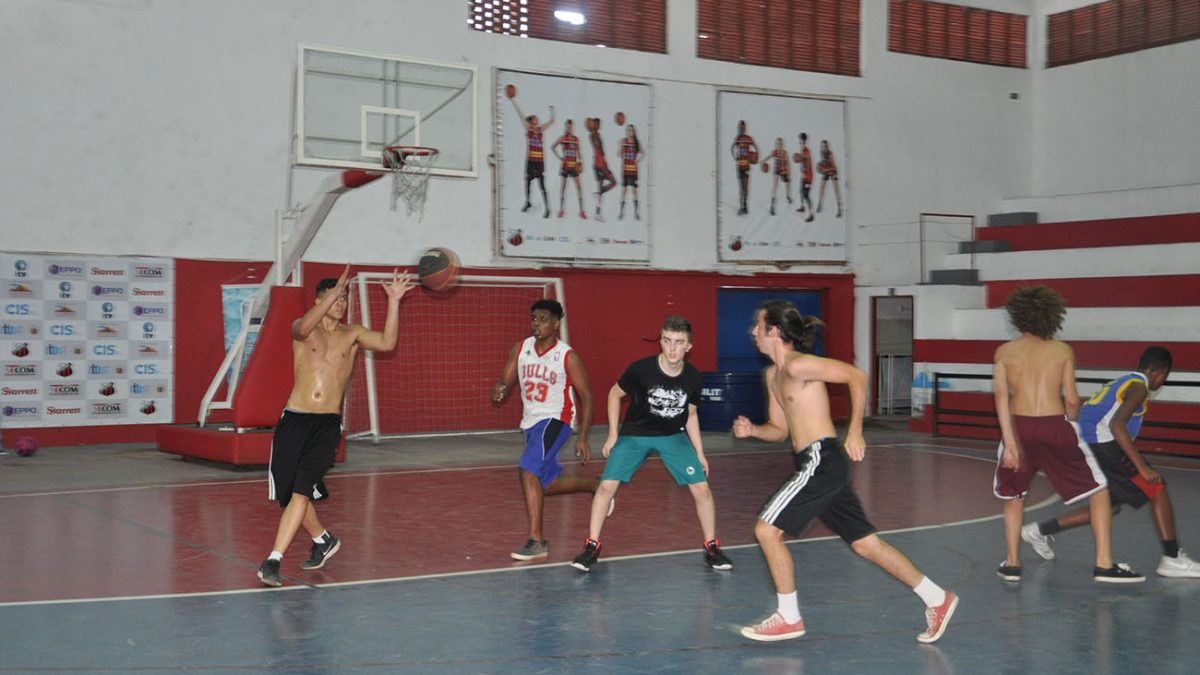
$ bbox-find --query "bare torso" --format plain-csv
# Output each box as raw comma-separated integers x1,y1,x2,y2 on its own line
767,353,837,450
995,336,1076,417
286,321,362,414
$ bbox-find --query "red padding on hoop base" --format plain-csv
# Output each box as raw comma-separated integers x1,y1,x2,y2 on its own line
341,169,384,189
231,286,305,428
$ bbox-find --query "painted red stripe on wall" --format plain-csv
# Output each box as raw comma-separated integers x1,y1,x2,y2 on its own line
976,212,1200,251
913,339,1200,370
986,275,1200,308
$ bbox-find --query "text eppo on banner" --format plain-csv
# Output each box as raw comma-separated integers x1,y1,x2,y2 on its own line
0,253,174,429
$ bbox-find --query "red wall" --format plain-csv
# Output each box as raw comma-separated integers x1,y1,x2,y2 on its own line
3,259,855,447
548,268,856,424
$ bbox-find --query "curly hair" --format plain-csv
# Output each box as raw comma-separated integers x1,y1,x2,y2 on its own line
1005,285,1067,339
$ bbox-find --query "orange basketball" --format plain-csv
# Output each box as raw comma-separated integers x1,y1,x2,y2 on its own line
747,150,759,164
792,152,802,163
505,83,517,99
417,247,460,292
614,111,626,126
761,162,770,173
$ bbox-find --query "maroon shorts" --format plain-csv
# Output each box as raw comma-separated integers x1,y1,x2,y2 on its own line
993,415,1107,505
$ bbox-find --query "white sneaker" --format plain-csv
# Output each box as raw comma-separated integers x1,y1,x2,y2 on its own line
1157,551,1200,578
1021,523,1055,560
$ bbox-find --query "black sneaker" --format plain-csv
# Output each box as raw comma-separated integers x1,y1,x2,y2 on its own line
300,533,341,570
996,561,1021,582
257,558,282,587
571,538,602,572
704,539,733,570
1094,563,1145,583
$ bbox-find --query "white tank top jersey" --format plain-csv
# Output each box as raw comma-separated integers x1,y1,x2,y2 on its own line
517,336,576,429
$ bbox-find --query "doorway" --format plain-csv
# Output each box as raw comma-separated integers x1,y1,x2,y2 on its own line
871,295,913,415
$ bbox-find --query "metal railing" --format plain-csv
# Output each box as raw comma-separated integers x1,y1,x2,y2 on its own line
930,372,1200,447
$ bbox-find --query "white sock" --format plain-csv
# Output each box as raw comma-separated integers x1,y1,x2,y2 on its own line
777,591,801,623
268,551,283,562
914,576,946,608
313,530,329,544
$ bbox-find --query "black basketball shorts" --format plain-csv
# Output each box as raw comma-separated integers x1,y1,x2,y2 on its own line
269,409,342,508
757,437,877,544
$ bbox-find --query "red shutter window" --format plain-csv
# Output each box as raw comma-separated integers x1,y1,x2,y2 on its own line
695,0,861,77
888,0,1027,68
1048,0,1200,68
468,0,667,54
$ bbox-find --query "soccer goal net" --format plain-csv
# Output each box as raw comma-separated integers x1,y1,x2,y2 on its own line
344,273,565,442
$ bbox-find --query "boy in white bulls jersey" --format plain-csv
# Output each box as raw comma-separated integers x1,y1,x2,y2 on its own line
493,299,604,561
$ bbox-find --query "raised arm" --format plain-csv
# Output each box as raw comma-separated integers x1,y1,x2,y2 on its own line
491,341,521,404
508,96,528,126
355,269,414,352
601,382,627,458
566,350,594,463
293,264,351,340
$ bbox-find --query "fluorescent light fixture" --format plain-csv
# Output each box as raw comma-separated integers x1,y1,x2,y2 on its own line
554,10,586,25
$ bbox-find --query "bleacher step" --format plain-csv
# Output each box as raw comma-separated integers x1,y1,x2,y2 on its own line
927,269,980,285
986,211,1038,227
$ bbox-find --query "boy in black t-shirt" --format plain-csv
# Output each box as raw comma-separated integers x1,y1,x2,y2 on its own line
571,316,733,572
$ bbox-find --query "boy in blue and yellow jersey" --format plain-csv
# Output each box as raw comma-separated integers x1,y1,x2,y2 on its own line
1022,347,1199,578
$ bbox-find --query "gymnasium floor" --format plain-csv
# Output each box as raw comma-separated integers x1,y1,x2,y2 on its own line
1,420,1197,674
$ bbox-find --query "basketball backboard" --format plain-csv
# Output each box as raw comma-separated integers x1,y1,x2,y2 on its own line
295,44,477,177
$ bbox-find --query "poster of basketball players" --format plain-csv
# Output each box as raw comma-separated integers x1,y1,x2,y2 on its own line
496,70,651,261
718,91,847,263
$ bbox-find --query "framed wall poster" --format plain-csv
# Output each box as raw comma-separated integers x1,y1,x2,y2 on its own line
496,70,651,261
718,91,847,263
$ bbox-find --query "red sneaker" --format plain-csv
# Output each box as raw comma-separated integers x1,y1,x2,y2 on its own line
740,612,806,642
917,591,958,643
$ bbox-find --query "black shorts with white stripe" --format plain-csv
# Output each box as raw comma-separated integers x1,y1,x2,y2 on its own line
757,437,877,544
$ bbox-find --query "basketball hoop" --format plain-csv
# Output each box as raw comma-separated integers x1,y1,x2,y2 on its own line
383,146,439,216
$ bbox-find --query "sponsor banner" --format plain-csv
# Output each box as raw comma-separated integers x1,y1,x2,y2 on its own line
86,361,127,379
3,300,41,320
4,339,41,359
0,253,173,428
3,362,40,378
45,341,86,360
88,340,127,360
1,383,42,399
0,320,40,339
5,280,42,300
1,402,42,423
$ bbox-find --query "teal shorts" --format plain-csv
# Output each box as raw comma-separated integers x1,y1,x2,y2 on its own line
601,433,707,486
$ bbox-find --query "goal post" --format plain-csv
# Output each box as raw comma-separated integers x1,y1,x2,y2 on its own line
344,273,565,442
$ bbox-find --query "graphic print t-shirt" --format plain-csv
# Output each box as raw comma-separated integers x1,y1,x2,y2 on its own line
617,356,702,437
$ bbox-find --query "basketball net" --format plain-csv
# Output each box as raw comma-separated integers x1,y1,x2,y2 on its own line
383,146,438,217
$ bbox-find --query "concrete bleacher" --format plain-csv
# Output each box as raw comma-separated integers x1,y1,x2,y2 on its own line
909,209,1200,458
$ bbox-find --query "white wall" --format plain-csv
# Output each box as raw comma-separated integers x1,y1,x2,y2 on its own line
1029,1,1200,204
1,0,1037,279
